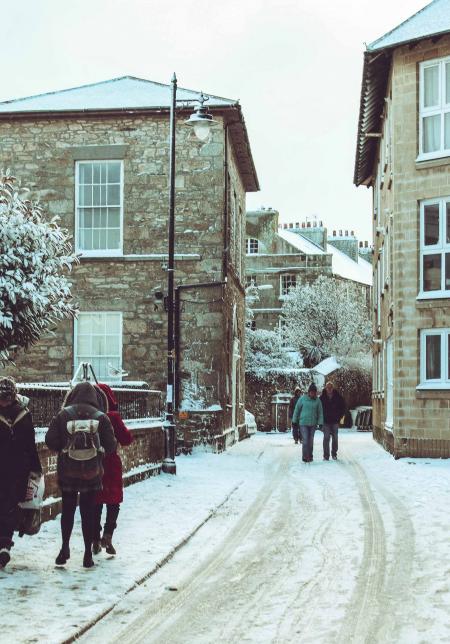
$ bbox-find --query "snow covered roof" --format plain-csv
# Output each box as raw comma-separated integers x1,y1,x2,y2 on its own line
368,0,450,52
0,76,236,113
328,244,373,286
313,356,341,376
277,228,326,255
355,0,450,186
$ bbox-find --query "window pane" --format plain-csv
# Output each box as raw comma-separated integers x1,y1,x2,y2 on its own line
426,334,441,379
93,185,101,206
79,163,92,184
107,184,120,205
91,315,105,334
447,203,450,244
105,335,120,354
446,63,450,104
82,209,93,227
108,162,121,183
99,230,107,250
99,208,107,228
77,335,90,354
107,229,120,249
446,253,450,290
423,254,442,291
108,208,120,228
78,316,92,334
424,65,440,107
424,204,440,245
80,229,92,250
445,112,450,150
92,336,105,354
423,114,441,153
93,163,101,183
105,313,121,332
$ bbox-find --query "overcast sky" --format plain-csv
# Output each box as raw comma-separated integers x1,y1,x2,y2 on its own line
2,0,428,242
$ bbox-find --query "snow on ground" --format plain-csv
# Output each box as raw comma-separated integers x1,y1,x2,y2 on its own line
2,431,450,643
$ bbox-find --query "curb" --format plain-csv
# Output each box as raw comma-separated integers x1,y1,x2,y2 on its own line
62,481,243,644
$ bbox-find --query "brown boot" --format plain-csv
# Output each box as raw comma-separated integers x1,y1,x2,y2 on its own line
92,540,102,555
101,533,116,555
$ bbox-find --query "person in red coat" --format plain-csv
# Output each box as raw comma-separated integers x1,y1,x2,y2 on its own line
93,383,133,555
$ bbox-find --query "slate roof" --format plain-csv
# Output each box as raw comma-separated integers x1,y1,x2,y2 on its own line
0,76,259,192
0,76,236,113
354,0,450,186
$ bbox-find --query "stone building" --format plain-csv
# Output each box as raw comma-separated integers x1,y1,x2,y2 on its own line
0,76,259,449
245,208,372,334
354,0,450,457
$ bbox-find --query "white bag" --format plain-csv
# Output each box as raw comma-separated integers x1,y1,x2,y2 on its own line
19,472,45,510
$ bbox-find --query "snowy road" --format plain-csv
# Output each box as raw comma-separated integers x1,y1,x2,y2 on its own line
3,430,450,644
80,432,450,644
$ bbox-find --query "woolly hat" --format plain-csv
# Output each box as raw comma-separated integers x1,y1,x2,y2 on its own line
307,383,317,393
0,377,17,400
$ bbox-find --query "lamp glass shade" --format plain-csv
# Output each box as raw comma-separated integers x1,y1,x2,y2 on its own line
193,120,211,141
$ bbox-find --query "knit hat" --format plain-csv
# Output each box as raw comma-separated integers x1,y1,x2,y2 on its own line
308,383,317,393
0,377,17,400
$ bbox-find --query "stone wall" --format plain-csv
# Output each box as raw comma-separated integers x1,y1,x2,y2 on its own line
38,422,165,521
372,36,450,455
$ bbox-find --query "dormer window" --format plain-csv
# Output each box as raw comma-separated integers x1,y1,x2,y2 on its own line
246,238,259,254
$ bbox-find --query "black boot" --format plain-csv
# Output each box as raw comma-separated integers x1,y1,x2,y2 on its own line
83,550,94,568
55,544,70,566
0,548,11,569
101,533,116,555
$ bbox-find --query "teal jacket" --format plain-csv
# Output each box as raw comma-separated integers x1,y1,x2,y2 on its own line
292,394,324,426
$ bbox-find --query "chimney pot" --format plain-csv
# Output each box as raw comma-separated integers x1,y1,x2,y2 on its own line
339,229,342,236
295,222,299,228
289,223,293,228
351,230,354,236
365,240,368,248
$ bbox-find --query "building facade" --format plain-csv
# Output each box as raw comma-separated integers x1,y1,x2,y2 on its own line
245,208,371,335
354,0,450,457
0,76,259,449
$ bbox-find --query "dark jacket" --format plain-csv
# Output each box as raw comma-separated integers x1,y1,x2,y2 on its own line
0,395,42,506
45,382,116,493
94,384,133,505
320,389,346,425
288,394,301,421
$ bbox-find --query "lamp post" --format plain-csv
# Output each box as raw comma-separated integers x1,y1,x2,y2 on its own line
162,73,217,474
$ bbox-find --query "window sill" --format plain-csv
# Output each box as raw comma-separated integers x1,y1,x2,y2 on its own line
384,422,393,434
416,383,450,391
416,154,450,170
416,292,450,302
79,251,123,259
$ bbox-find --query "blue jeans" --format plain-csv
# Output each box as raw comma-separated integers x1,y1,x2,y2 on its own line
323,423,339,459
300,425,316,461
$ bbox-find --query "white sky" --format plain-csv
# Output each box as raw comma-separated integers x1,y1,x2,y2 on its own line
1,0,428,242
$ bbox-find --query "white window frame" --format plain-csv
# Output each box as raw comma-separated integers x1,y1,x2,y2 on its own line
246,238,259,255
418,197,450,299
418,328,450,389
75,160,124,257
418,57,450,161
280,273,297,297
74,311,123,380
245,274,258,287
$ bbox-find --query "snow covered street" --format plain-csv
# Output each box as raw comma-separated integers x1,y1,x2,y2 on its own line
3,430,450,643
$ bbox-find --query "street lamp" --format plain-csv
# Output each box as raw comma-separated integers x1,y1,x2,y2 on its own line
162,73,217,475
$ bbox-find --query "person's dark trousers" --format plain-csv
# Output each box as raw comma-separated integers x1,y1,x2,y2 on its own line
61,490,96,552
292,423,300,443
0,488,17,551
93,503,120,540
300,425,316,462
323,423,339,459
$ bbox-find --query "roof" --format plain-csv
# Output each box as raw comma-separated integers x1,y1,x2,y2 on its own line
354,0,450,186
277,229,372,286
0,76,259,192
277,228,326,255
0,76,236,113
327,244,373,286
368,0,450,52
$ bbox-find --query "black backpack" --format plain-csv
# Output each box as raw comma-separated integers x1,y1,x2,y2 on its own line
60,406,104,481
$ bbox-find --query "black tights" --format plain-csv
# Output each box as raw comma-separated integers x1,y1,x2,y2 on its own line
61,491,96,552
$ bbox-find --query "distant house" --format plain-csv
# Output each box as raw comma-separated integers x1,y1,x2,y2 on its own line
354,0,450,457
245,207,372,336
0,76,259,450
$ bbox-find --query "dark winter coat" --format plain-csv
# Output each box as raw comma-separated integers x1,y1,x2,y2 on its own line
320,389,346,425
0,395,42,507
45,382,116,493
288,394,301,420
94,384,133,505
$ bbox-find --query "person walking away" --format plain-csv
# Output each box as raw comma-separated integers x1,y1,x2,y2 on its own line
92,383,133,556
292,383,323,463
288,387,302,444
45,382,116,568
0,377,42,569
320,382,346,461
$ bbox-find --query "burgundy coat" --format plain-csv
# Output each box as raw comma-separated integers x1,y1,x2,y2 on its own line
94,384,133,505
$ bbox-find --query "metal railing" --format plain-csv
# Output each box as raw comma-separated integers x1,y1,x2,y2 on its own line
17,382,163,428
